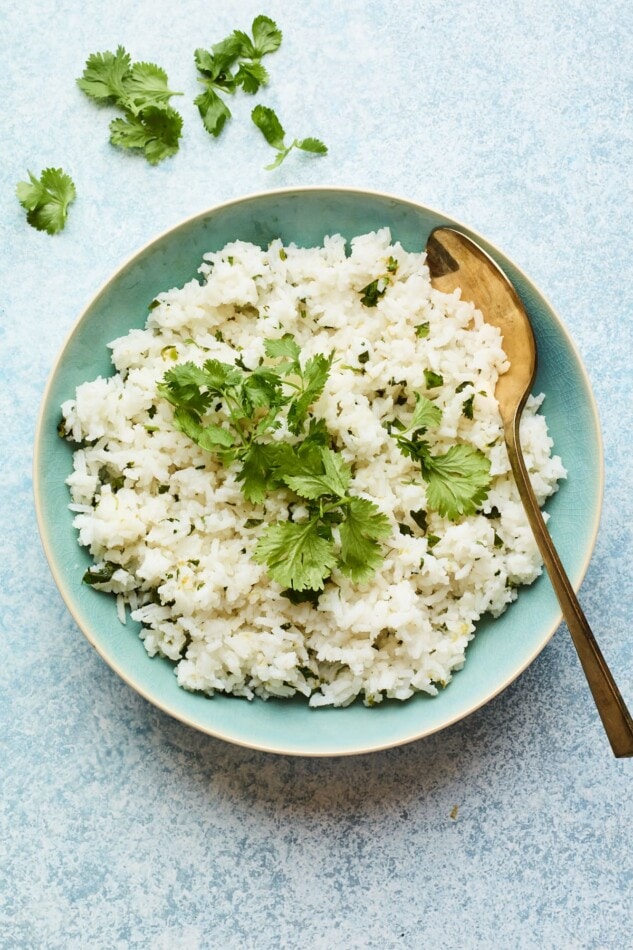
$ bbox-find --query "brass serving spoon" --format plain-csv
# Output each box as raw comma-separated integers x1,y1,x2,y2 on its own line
426,226,633,757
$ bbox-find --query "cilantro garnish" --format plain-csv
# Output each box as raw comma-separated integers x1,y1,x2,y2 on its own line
159,337,390,592
410,508,428,533
83,562,117,586
194,16,282,136
16,168,76,234
77,46,183,163
462,393,475,420
251,105,327,169
359,278,387,308
423,369,444,389
386,256,399,274
388,392,491,520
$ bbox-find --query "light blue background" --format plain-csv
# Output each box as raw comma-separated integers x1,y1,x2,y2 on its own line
1,1,631,947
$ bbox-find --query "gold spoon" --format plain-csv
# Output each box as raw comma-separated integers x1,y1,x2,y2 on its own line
426,226,633,758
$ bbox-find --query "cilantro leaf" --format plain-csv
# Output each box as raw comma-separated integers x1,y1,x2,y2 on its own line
237,442,283,503
202,358,242,390
172,406,203,441
193,44,238,89
423,368,444,389
243,368,285,411
77,46,132,103
251,104,285,149
254,519,337,591
194,85,233,137
407,393,442,433
282,447,351,500
421,444,491,519
286,353,333,434
235,60,269,94
296,137,328,155
158,360,233,414
234,15,283,58
197,424,235,450
338,498,392,583
125,61,183,114
264,334,301,362
16,168,76,234
109,106,182,164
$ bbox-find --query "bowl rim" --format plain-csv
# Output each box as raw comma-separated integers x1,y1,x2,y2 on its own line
33,185,605,756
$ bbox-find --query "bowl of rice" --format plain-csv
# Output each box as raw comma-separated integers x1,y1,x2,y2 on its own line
34,187,603,756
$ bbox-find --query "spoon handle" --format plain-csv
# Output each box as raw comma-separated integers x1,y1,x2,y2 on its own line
506,416,633,758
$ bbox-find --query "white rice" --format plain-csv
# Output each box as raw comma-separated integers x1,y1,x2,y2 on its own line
61,229,566,706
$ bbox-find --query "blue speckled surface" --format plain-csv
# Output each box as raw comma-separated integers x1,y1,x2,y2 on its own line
1,1,631,946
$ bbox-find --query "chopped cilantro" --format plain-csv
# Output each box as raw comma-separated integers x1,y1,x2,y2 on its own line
83,562,117,586
98,466,125,492
410,508,428,533
462,393,475,420
415,322,430,339
281,587,322,606
423,369,444,389
359,278,387,308
244,518,264,528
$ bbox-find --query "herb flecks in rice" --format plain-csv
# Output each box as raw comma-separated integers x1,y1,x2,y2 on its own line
60,229,566,707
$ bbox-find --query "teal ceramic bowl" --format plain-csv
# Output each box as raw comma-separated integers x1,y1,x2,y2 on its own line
34,187,603,756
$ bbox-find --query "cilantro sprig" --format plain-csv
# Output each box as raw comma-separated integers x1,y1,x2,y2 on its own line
77,46,183,164
194,16,282,136
16,168,76,234
158,337,390,592
388,394,491,520
251,106,327,169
